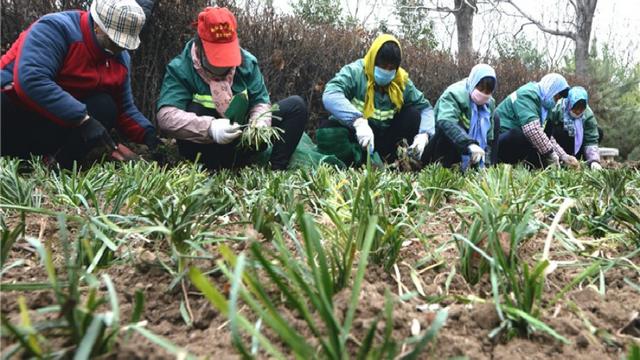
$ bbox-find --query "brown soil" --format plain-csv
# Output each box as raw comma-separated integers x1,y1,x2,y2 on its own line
1,203,639,359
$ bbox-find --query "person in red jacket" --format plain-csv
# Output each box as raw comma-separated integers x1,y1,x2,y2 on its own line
1,0,159,167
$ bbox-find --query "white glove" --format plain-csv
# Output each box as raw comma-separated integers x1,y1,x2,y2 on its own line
353,117,374,153
543,151,560,167
409,133,429,159
561,155,581,169
209,118,242,144
590,162,603,170
467,144,485,164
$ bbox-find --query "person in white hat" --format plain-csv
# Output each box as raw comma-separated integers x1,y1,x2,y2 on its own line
1,0,160,168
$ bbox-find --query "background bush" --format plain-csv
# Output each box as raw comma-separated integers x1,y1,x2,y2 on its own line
2,0,638,158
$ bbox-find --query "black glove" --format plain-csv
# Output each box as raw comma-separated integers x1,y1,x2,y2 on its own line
79,116,116,151
144,131,160,151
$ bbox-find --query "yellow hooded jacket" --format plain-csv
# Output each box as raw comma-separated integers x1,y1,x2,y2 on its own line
362,34,409,119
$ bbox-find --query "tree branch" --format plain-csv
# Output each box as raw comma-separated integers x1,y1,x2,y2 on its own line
501,0,576,40
398,4,462,13
462,0,478,12
360,0,379,26
514,21,534,38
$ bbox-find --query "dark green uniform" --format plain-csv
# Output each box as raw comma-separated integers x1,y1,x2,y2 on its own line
157,39,269,113
496,82,543,133
434,79,496,153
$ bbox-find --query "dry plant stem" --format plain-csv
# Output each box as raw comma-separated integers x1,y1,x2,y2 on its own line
38,218,47,241
418,261,444,275
543,198,575,261
394,264,403,297
182,279,195,325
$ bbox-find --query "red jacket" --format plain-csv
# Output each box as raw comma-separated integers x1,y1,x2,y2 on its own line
1,10,154,142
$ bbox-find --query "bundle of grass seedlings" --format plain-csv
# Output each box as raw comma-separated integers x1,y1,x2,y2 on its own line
238,104,284,151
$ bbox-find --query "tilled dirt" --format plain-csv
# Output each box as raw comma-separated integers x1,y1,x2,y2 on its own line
1,205,639,359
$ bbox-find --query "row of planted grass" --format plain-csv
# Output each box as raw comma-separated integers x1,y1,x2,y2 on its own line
1,157,639,358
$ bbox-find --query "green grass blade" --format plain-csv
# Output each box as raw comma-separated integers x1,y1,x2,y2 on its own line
188,267,228,315
549,261,601,307
125,290,145,341
73,316,104,360
1,221,24,268
0,314,41,357
128,325,196,359
356,289,395,360
298,207,334,302
0,282,69,292
239,246,317,356
247,243,328,353
229,253,251,357
179,301,192,327
628,344,640,360
502,306,570,344
489,266,504,321
624,278,640,293
189,267,287,359
102,274,120,329
340,215,378,351
18,296,42,356
131,290,145,324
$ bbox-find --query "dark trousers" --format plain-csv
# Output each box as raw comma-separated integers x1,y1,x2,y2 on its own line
497,129,545,168
420,129,463,167
177,95,308,170
1,92,117,168
318,105,422,164
421,114,501,168
546,123,603,160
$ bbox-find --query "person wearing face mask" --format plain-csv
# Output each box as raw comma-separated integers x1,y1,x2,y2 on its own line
422,64,498,169
317,34,435,167
496,73,572,168
1,0,160,168
544,86,604,170
156,7,308,170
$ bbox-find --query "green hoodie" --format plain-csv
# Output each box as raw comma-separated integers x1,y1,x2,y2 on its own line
157,39,270,112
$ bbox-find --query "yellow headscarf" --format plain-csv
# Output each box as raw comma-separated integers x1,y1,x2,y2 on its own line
362,34,409,119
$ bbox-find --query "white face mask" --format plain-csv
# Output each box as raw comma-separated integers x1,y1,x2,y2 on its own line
470,89,491,106
569,110,581,119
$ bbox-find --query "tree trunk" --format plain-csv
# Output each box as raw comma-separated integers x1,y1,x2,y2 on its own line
575,0,597,78
454,0,475,62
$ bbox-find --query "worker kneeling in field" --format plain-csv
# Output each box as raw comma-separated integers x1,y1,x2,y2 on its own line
421,64,498,170
496,73,575,168
1,0,160,167
317,34,435,167
544,86,604,170
156,7,308,170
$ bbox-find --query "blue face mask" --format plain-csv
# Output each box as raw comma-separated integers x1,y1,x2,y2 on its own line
374,66,396,86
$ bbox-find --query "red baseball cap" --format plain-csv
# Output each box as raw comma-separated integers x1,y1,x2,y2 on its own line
197,7,241,67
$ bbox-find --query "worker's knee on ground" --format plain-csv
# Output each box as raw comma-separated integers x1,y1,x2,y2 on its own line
279,95,308,120
84,93,117,129
399,105,421,120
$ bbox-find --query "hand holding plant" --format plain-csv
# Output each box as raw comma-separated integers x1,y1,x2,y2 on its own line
238,104,283,151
